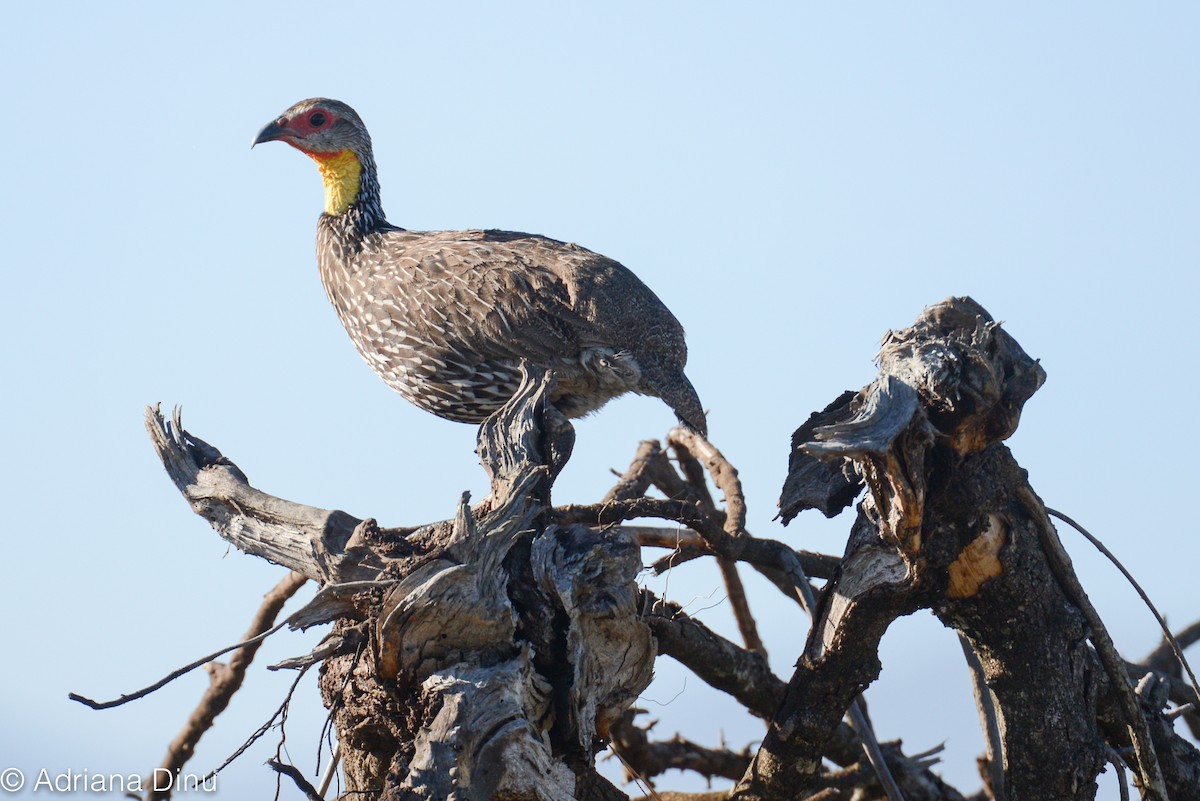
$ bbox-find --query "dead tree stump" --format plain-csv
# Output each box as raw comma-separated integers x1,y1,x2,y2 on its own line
105,295,1199,801
760,296,1195,801
145,368,652,800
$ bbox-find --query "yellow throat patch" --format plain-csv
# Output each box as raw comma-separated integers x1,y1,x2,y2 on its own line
311,150,362,215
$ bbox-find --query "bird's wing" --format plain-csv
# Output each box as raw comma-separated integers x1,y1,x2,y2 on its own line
372,230,609,368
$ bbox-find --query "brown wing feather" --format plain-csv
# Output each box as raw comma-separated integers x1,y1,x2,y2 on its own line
319,224,703,431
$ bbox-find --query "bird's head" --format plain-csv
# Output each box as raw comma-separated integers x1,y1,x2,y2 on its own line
254,98,375,216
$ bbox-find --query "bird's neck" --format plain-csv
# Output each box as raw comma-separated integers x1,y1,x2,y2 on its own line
310,149,387,231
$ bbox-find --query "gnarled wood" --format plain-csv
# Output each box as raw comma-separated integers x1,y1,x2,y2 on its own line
754,297,1197,801
128,297,1200,801
148,367,652,801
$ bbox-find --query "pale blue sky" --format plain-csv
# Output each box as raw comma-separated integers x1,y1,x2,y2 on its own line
2,3,1197,798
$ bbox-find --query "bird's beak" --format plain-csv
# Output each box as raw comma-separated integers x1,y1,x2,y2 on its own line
252,118,288,148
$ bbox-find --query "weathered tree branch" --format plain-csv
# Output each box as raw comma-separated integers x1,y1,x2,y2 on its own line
108,296,1198,801
146,405,389,584
1019,487,1167,800
735,296,1198,801
1145,621,1200,676
732,511,920,801
148,571,308,801
957,633,1004,800
595,429,907,796
642,591,786,722
267,758,324,801
609,709,754,784
136,368,652,800
1131,623,1200,739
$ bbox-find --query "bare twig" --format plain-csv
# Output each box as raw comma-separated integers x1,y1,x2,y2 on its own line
316,742,340,798
631,791,729,801
715,558,767,657
667,428,746,536
646,589,874,770
608,748,666,801
148,571,308,800
821,744,944,791
556,499,837,598
69,622,290,710
316,637,364,777
646,541,842,581
272,670,301,801
203,665,311,782
637,429,905,801
609,709,754,782
1123,659,1200,739
1164,704,1194,720
1046,507,1200,704
1107,746,1132,801
266,759,323,801
845,703,906,801
958,634,1004,800
605,440,667,502
618,433,841,603
144,405,389,584
666,435,716,507
70,580,384,711
1145,621,1200,675
625,525,705,551
666,429,766,657
642,591,786,720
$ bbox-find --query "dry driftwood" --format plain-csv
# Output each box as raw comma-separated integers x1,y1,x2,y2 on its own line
113,296,1200,801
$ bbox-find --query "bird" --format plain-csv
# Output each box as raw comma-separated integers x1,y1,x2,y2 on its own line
253,98,707,435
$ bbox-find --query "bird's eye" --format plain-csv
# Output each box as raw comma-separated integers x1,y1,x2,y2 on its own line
309,112,327,127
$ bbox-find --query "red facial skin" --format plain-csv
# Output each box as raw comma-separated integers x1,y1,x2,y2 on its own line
286,108,335,137
263,108,338,156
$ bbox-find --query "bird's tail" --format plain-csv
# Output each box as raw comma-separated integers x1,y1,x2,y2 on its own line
641,363,708,437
